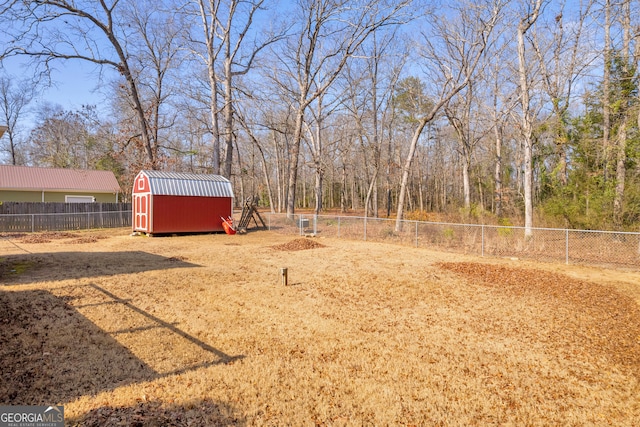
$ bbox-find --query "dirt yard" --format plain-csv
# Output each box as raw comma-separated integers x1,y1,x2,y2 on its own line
1,228,639,426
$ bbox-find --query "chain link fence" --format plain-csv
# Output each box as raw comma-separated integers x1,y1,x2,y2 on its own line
265,213,640,269
2,210,637,269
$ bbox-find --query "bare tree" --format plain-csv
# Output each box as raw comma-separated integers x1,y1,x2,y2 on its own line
190,0,223,174
0,76,35,165
342,31,406,218
304,94,330,215
258,102,295,213
531,0,596,186
0,0,174,168
125,0,185,167
271,0,410,218
236,104,276,212
444,82,492,213
28,103,113,169
394,0,504,231
485,55,518,217
516,0,545,238
187,0,283,178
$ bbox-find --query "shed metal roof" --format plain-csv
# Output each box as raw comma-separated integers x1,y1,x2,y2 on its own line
0,165,121,193
141,170,234,198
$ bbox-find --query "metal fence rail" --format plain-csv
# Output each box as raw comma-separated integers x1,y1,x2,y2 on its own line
0,211,132,232
266,213,640,269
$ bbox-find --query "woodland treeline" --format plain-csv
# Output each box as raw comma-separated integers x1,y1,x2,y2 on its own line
0,0,639,232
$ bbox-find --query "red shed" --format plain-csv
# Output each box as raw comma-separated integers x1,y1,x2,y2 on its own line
132,170,233,234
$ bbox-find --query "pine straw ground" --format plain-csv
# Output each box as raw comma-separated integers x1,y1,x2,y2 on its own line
1,228,640,426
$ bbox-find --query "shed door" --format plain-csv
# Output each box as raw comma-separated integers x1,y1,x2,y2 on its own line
134,193,150,231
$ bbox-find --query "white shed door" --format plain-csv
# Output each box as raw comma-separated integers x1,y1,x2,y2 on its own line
134,193,150,231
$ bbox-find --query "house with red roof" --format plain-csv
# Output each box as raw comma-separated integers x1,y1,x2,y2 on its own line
0,165,122,202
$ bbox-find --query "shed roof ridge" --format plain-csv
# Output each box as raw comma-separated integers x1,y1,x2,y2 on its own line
136,170,233,198
142,170,230,182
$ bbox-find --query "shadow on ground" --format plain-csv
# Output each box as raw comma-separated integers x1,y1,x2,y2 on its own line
0,287,243,407
0,251,198,284
67,398,245,426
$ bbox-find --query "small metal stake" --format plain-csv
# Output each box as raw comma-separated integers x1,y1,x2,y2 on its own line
280,267,288,286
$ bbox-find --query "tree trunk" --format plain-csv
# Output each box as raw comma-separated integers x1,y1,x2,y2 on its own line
517,0,543,238
341,162,347,213
364,169,378,219
613,119,627,226
223,57,234,179
197,0,221,175
603,0,612,181
462,152,471,211
493,123,503,217
208,69,221,175
286,110,305,219
315,165,323,214
613,0,631,228
395,118,429,230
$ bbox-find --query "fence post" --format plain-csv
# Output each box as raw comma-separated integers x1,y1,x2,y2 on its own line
482,225,485,257
314,214,318,235
31,214,34,233
565,229,569,265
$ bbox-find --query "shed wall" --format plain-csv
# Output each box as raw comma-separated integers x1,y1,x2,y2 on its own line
151,195,232,233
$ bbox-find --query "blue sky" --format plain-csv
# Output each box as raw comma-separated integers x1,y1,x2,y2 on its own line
0,54,112,134
2,56,108,110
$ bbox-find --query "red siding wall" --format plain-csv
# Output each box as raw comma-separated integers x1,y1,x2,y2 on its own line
151,195,232,233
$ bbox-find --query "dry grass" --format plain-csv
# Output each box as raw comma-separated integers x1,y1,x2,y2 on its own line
1,228,640,426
